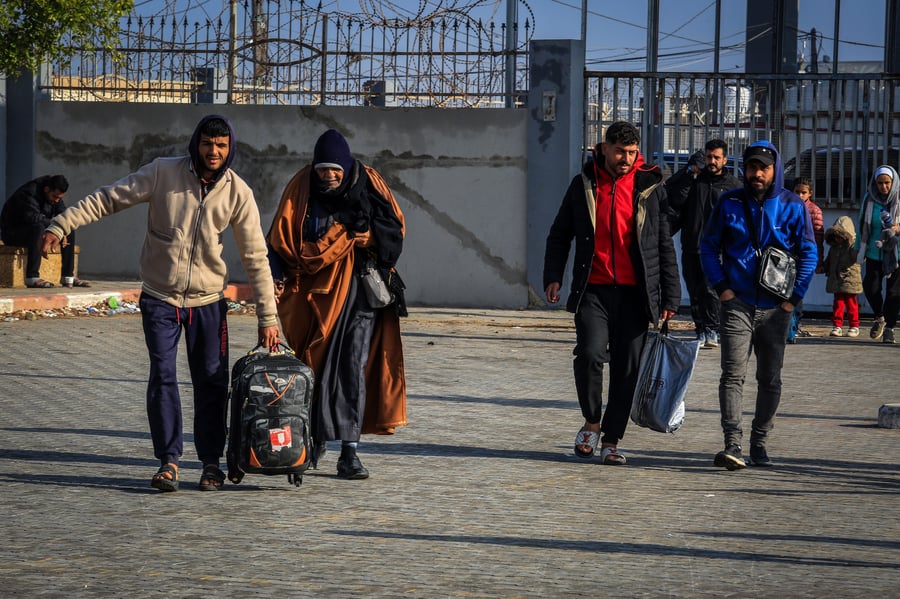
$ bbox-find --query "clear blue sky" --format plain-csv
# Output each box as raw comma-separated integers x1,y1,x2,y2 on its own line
135,0,886,72
533,0,885,71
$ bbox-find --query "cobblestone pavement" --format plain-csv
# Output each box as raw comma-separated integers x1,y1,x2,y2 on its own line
0,303,898,598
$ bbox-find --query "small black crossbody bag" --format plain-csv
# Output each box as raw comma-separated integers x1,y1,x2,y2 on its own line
741,200,797,301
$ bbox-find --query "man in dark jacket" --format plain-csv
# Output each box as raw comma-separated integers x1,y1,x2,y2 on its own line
666,139,741,348
700,141,818,470
0,175,88,288
543,121,680,465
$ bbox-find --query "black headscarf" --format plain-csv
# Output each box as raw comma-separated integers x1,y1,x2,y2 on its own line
309,162,403,268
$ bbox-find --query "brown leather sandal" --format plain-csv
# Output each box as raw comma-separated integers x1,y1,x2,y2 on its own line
198,465,225,491
150,463,179,492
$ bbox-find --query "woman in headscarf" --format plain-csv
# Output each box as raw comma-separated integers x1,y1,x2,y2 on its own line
855,164,900,343
267,129,407,479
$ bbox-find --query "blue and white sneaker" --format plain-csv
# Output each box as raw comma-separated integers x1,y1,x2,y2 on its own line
703,329,719,348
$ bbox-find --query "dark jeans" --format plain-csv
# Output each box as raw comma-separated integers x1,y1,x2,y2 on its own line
862,258,900,327
139,294,229,466
1,223,76,280
682,252,720,333
573,285,648,444
718,297,792,448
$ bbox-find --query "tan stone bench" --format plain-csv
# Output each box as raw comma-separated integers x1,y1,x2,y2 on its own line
0,242,79,288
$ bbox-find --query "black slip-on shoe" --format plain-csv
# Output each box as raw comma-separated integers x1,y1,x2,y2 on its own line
337,454,370,480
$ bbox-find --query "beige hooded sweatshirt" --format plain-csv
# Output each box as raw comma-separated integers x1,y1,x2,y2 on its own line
45,115,277,327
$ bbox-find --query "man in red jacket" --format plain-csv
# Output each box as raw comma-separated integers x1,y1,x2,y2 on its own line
543,121,680,465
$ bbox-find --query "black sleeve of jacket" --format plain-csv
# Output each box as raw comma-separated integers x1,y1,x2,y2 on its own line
9,184,50,227
663,167,692,233
542,176,580,290
664,167,692,213
655,185,682,312
365,179,404,268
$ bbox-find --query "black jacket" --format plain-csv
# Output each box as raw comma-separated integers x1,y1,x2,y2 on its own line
0,176,66,236
543,158,681,321
665,166,741,253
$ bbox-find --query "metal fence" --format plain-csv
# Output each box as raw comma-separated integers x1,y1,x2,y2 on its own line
586,71,900,208
41,1,531,108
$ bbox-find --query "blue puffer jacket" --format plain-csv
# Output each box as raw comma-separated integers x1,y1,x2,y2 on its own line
699,141,818,308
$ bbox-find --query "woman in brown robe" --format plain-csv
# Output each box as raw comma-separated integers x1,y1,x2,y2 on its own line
266,129,407,479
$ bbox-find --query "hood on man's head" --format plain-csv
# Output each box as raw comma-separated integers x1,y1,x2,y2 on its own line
313,129,353,173
189,114,236,175
741,140,783,199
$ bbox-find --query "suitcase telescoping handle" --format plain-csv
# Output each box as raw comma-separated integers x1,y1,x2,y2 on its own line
247,340,295,357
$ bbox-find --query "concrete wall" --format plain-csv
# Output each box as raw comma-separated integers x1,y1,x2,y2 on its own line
13,50,856,313
33,103,530,308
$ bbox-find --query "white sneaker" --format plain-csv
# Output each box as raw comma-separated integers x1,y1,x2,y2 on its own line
829,326,843,337
847,327,860,337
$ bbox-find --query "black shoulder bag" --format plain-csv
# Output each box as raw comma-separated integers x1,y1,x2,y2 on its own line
741,199,797,301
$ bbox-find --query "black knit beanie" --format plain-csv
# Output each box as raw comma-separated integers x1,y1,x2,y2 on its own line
313,129,353,173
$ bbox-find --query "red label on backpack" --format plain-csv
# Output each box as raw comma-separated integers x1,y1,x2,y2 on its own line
269,426,293,450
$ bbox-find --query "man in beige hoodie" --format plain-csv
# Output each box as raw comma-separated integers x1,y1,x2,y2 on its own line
40,115,279,493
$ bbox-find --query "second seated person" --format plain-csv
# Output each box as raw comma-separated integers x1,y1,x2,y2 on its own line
266,129,407,480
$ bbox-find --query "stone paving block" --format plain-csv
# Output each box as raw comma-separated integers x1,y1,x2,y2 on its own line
0,308,898,597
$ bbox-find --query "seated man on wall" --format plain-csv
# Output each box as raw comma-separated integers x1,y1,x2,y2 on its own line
0,174,89,288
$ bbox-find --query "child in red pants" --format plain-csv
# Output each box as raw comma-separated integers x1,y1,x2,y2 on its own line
822,215,863,336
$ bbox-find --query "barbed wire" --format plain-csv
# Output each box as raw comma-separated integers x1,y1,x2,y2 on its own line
47,0,536,107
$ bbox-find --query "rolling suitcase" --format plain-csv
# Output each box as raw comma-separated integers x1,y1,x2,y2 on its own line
226,343,314,487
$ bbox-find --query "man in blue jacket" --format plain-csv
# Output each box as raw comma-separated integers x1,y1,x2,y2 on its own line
700,141,818,469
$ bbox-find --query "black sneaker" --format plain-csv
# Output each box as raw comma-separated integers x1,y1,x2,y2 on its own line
871,319,886,340
749,446,773,467
713,444,746,470
337,453,370,480
883,328,895,344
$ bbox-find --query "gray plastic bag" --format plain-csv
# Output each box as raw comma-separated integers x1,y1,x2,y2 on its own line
630,321,701,433
361,259,394,308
